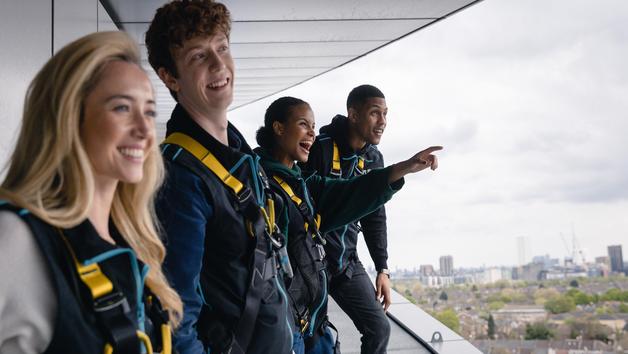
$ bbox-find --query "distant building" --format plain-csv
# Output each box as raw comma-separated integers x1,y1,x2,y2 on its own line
492,305,547,323
608,245,624,273
532,254,559,270
439,255,453,276
521,262,544,281
595,256,610,266
419,264,435,276
540,267,588,280
481,267,502,284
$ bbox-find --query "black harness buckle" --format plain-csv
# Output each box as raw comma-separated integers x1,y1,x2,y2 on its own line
94,291,130,314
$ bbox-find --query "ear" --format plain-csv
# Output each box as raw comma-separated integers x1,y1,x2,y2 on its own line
348,107,358,123
157,67,180,92
272,121,284,136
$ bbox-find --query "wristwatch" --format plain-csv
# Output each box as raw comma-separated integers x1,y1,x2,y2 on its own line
378,268,390,278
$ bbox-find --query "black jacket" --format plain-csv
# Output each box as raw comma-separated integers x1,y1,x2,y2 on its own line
156,105,292,354
302,114,390,276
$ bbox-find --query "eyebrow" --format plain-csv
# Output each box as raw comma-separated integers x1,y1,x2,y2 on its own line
105,95,155,105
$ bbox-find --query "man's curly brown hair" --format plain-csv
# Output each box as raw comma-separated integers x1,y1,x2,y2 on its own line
145,0,231,78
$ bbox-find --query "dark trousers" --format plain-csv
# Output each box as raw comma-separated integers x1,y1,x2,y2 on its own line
329,261,391,354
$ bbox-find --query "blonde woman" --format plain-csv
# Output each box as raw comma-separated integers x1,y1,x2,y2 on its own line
0,31,182,354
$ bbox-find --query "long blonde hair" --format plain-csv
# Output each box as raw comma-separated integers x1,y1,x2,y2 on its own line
0,31,182,325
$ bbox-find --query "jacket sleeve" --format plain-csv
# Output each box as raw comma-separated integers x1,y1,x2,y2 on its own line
0,212,55,354
156,163,213,354
360,151,388,271
307,166,403,233
360,202,389,272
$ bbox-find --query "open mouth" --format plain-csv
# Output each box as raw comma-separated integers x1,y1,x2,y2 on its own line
374,128,384,136
299,141,313,153
118,147,144,160
207,77,230,90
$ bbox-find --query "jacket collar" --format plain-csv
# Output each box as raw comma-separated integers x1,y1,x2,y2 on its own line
319,114,373,157
255,147,302,179
165,104,255,166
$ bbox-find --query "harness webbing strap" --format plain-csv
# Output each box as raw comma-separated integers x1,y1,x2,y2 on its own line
331,142,341,176
331,141,365,177
357,157,365,170
272,176,322,233
273,175,303,205
164,132,244,195
58,231,143,354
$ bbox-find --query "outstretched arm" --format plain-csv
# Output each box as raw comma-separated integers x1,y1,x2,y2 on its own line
388,146,443,183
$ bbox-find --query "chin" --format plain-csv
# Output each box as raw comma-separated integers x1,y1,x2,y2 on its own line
369,137,382,145
120,172,144,184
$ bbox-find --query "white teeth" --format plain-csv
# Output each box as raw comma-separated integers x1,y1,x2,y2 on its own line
208,79,228,88
118,148,144,159
374,129,384,134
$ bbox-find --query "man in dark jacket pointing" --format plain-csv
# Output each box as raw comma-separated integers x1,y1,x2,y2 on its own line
303,84,393,353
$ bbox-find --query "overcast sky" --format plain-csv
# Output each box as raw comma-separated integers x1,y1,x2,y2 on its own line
230,0,628,270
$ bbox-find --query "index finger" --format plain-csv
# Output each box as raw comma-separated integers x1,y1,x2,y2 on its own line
421,146,443,154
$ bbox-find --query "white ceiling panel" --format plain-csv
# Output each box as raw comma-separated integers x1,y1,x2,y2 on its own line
101,0,481,116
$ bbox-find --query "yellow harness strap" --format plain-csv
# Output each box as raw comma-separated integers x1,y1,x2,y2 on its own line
357,156,365,171
164,132,244,195
332,142,341,176
273,176,321,232
59,231,171,354
59,231,113,299
273,176,303,205
332,141,365,175
164,132,275,236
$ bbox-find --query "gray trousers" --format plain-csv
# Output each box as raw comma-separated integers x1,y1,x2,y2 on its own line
329,261,391,354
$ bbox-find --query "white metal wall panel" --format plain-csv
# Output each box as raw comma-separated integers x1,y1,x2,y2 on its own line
0,0,119,167
0,0,52,168
53,0,98,52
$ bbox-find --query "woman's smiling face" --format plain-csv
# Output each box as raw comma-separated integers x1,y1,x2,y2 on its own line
80,60,156,185
274,103,316,166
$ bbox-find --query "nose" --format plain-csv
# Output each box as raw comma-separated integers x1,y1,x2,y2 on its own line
379,113,387,126
207,50,226,73
132,110,153,140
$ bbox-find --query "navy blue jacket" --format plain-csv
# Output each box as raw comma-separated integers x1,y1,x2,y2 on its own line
156,105,292,354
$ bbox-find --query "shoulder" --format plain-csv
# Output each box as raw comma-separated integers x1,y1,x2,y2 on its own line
0,211,36,255
364,145,384,167
0,211,56,353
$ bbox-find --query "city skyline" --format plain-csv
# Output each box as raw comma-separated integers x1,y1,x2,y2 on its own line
231,0,628,269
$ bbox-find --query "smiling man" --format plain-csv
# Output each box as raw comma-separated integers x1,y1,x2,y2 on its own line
145,1,292,353
303,84,392,353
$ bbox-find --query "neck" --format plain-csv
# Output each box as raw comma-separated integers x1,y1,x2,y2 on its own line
88,176,117,244
181,101,229,145
347,127,367,152
272,148,294,169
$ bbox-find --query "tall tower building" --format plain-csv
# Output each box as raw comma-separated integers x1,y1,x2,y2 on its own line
440,255,454,276
608,245,624,273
